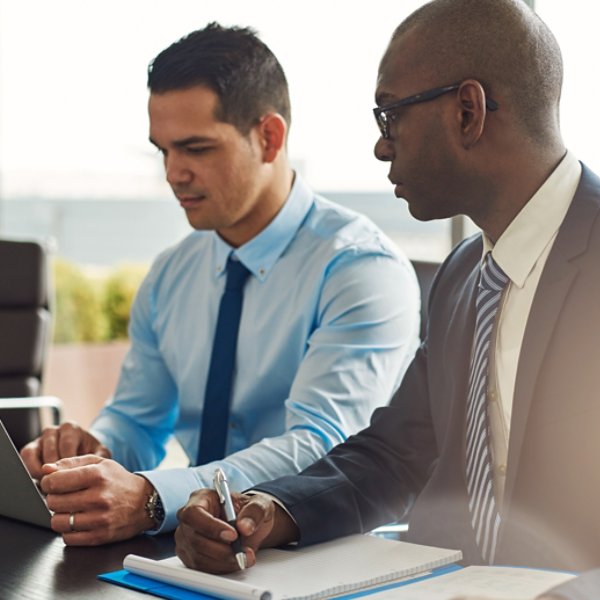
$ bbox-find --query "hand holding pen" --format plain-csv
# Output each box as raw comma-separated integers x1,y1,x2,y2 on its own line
213,467,247,570
175,475,299,574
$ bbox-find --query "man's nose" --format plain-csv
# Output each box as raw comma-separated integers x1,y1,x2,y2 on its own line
165,154,193,187
374,136,394,162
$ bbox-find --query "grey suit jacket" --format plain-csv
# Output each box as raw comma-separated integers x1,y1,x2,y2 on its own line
256,164,600,597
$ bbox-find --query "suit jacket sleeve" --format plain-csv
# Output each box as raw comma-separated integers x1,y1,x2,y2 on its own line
253,341,438,546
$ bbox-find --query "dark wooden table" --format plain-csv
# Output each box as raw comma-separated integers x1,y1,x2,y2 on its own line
0,515,177,599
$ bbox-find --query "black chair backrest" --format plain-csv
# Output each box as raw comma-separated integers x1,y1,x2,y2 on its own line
411,259,440,340
0,239,51,397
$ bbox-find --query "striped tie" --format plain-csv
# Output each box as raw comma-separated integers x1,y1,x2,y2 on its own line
466,252,509,564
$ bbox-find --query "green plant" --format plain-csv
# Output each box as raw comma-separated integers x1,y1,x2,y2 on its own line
52,259,107,343
52,259,148,343
102,264,148,340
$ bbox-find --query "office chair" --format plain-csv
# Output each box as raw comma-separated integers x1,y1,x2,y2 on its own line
0,239,62,449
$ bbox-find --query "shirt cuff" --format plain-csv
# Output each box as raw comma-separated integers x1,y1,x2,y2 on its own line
137,467,209,534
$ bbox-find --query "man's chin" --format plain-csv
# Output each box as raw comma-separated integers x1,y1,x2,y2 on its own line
185,216,212,231
404,195,457,222
406,199,434,222
182,207,213,231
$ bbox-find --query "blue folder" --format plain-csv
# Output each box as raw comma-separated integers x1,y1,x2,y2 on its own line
98,563,462,600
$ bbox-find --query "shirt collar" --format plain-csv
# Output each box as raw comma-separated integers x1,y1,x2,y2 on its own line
482,150,581,288
213,172,314,282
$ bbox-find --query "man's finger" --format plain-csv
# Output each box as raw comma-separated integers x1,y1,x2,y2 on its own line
178,501,234,542
94,444,112,459
45,489,91,513
175,524,242,574
40,429,60,465
187,489,221,514
51,511,90,534
56,426,84,459
40,459,104,494
236,494,273,536
20,442,44,479
51,454,105,470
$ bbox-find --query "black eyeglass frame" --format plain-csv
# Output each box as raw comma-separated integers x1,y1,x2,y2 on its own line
373,82,499,139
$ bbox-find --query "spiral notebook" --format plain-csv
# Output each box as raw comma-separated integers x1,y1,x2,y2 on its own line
99,534,462,600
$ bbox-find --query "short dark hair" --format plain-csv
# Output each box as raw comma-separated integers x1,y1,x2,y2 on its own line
147,22,291,135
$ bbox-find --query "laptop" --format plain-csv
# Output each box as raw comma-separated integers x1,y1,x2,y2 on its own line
0,419,52,528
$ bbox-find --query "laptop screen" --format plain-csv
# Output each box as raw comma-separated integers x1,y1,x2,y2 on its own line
0,420,52,529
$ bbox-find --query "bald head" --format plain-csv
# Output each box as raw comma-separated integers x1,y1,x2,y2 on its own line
388,0,563,145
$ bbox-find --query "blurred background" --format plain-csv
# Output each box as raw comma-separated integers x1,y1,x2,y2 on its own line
0,0,598,426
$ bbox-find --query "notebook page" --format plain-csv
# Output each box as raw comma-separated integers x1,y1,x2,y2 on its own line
125,534,462,600
367,565,575,599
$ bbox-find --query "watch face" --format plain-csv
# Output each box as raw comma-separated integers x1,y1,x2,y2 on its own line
145,489,165,527
154,493,165,524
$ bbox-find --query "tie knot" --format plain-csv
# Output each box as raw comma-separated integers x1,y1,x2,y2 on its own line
225,257,251,290
479,252,509,293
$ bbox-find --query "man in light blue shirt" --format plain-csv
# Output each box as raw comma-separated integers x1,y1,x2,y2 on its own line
21,23,419,545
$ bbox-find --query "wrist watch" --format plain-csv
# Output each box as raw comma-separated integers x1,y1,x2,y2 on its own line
144,487,165,530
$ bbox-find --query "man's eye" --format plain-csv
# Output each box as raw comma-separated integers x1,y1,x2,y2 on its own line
187,146,211,155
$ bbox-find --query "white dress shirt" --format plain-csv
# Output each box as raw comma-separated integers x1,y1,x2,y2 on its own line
483,151,582,505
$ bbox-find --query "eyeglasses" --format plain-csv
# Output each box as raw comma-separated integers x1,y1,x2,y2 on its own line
373,82,499,139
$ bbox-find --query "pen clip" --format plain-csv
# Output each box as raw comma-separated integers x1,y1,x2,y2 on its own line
213,468,226,504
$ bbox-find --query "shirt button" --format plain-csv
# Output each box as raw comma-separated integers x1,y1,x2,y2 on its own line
489,390,496,402
259,268,265,276
498,464,507,476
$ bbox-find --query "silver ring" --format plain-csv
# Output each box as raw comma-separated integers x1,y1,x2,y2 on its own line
69,512,76,532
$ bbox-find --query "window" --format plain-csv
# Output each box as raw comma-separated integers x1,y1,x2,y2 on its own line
1,1,595,265
0,0,447,264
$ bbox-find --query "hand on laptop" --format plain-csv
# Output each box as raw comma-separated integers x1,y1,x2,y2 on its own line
39,454,155,545
20,422,111,480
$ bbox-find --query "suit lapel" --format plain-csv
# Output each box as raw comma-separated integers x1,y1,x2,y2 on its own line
503,165,600,510
503,253,576,508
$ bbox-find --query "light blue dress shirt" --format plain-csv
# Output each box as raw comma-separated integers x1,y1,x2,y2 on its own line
91,174,420,532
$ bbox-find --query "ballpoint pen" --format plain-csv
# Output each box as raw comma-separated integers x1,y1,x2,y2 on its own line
213,468,247,570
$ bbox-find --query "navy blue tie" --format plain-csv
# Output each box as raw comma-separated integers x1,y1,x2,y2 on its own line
466,252,509,564
197,257,251,465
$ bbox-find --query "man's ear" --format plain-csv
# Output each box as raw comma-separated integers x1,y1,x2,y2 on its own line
257,113,287,163
456,79,488,149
